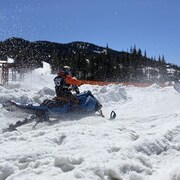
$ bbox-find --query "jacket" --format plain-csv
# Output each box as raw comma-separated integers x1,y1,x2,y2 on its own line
54,74,81,96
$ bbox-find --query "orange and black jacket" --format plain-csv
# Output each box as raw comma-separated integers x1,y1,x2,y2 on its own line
54,75,81,96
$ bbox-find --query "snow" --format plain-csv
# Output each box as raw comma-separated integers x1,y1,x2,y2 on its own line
1,63,180,180
7,58,14,63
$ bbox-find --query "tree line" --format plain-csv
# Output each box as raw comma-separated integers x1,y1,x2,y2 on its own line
0,37,180,83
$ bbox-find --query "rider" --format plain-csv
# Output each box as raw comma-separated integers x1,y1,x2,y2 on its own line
53,66,82,107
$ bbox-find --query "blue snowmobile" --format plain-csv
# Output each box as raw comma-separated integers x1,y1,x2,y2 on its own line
3,90,116,132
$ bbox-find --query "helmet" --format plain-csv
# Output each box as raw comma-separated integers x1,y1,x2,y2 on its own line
63,66,71,70
63,65,71,75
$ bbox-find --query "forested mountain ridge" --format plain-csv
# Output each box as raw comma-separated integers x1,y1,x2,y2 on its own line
0,37,180,83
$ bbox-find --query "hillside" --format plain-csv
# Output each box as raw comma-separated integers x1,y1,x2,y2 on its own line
0,37,180,83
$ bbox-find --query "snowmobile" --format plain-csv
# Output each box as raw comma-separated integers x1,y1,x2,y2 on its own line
2,90,116,132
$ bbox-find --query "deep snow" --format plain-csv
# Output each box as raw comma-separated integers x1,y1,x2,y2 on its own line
1,63,180,180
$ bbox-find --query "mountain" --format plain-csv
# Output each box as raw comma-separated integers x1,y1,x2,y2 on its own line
0,37,180,83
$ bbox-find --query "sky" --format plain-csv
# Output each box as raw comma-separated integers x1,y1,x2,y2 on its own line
0,0,180,66
1,63,180,179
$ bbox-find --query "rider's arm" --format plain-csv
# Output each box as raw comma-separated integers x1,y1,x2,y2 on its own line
65,75,82,86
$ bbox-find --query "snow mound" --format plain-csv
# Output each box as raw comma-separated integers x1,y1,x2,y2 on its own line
37,87,55,96
81,84,128,104
33,62,51,75
0,162,17,180
99,85,127,102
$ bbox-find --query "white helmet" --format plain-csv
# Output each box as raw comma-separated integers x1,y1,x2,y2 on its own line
63,66,71,70
63,66,71,75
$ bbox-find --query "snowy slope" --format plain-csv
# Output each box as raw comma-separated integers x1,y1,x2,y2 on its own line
1,64,180,180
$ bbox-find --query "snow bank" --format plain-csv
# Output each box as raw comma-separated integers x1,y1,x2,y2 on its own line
81,84,128,105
